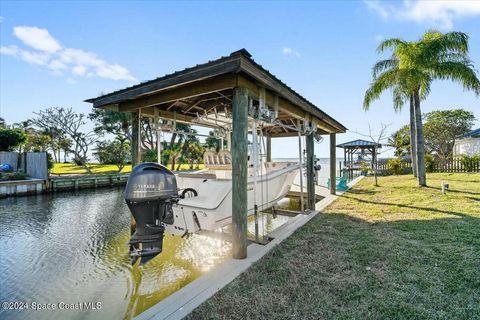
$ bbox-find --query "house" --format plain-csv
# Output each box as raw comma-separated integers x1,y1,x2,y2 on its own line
454,128,480,156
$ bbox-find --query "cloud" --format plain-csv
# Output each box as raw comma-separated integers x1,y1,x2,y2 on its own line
1,25,136,82
66,77,76,84
13,26,62,53
365,0,480,30
374,34,384,42
365,1,390,20
282,47,301,58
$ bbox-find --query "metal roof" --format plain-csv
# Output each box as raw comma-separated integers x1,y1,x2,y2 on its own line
336,139,382,148
458,128,480,139
85,49,346,133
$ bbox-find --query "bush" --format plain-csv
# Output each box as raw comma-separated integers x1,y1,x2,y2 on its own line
425,155,436,173
359,161,371,176
0,128,26,151
143,149,157,162
387,158,402,175
0,171,27,181
94,140,130,172
72,156,88,166
46,153,55,171
459,154,480,172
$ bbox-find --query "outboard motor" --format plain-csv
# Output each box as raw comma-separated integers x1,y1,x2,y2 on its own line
125,163,178,264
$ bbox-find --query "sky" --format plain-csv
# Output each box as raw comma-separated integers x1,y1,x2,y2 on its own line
1,0,479,159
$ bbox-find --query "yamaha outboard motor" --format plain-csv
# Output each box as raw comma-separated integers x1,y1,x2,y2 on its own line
125,163,178,264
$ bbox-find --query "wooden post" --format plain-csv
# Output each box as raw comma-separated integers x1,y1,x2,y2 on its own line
232,87,248,259
131,111,142,167
266,135,272,162
297,120,304,212
306,131,315,210
330,133,336,195
154,107,162,165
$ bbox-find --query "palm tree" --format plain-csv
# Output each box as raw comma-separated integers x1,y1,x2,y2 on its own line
0,117,6,128
364,31,480,186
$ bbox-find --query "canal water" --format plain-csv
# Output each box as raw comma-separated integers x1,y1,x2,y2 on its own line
0,187,293,320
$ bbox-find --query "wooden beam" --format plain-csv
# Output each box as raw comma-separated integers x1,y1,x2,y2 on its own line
236,74,342,133
232,87,249,259
131,110,142,167
154,107,161,165
330,133,336,195
118,74,237,112
306,131,315,209
266,135,272,162
267,131,299,138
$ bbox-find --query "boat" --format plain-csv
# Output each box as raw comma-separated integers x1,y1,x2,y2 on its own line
124,107,303,264
167,153,300,236
124,150,300,264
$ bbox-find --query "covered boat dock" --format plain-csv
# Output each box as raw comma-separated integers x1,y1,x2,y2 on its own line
86,49,346,259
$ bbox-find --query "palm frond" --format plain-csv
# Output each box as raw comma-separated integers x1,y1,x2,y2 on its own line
392,85,408,112
430,61,480,95
376,38,406,54
437,52,470,64
372,58,399,78
420,31,469,63
363,69,398,110
419,75,432,100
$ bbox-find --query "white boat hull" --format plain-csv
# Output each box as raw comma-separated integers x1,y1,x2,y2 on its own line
165,163,300,236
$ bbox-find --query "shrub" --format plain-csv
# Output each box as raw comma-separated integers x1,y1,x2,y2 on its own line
46,153,55,171
94,140,130,172
459,154,480,172
143,149,158,162
0,171,27,181
0,128,26,151
387,158,402,175
425,155,436,173
359,161,371,176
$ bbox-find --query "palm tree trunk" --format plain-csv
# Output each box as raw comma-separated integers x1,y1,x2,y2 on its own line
413,90,427,186
409,95,417,177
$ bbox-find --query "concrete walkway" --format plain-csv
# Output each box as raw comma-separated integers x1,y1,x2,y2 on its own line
135,176,364,320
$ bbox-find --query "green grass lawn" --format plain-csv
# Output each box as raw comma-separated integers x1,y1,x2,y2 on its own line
51,163,205,174
187,173,480,319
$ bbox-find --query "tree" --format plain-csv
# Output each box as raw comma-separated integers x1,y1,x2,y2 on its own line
24,130,52,152
33,107,97,172
58,136,73,163
169,145,182,171
11,120,33,153
89,109,132,143
186,142,205,169
389,125,411,158
353,124,389,187
94,140,131,172
0,128,27,151
89,108,183,155
364,31,480,186
0,117,5,128
423,109,475,161
205,130,225,152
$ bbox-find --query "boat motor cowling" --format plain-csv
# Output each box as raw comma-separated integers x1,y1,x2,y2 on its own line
125,163,178,264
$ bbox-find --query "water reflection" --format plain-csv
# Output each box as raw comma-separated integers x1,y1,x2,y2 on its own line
0,188,293,320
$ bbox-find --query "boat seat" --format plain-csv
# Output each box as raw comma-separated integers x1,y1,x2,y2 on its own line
218,150,232,165
204,150,232,170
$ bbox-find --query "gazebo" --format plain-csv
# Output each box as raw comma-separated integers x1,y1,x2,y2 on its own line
337,139,381,176
86,49,346,259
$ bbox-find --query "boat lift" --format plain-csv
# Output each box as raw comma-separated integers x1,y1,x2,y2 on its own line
86,49,346,259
